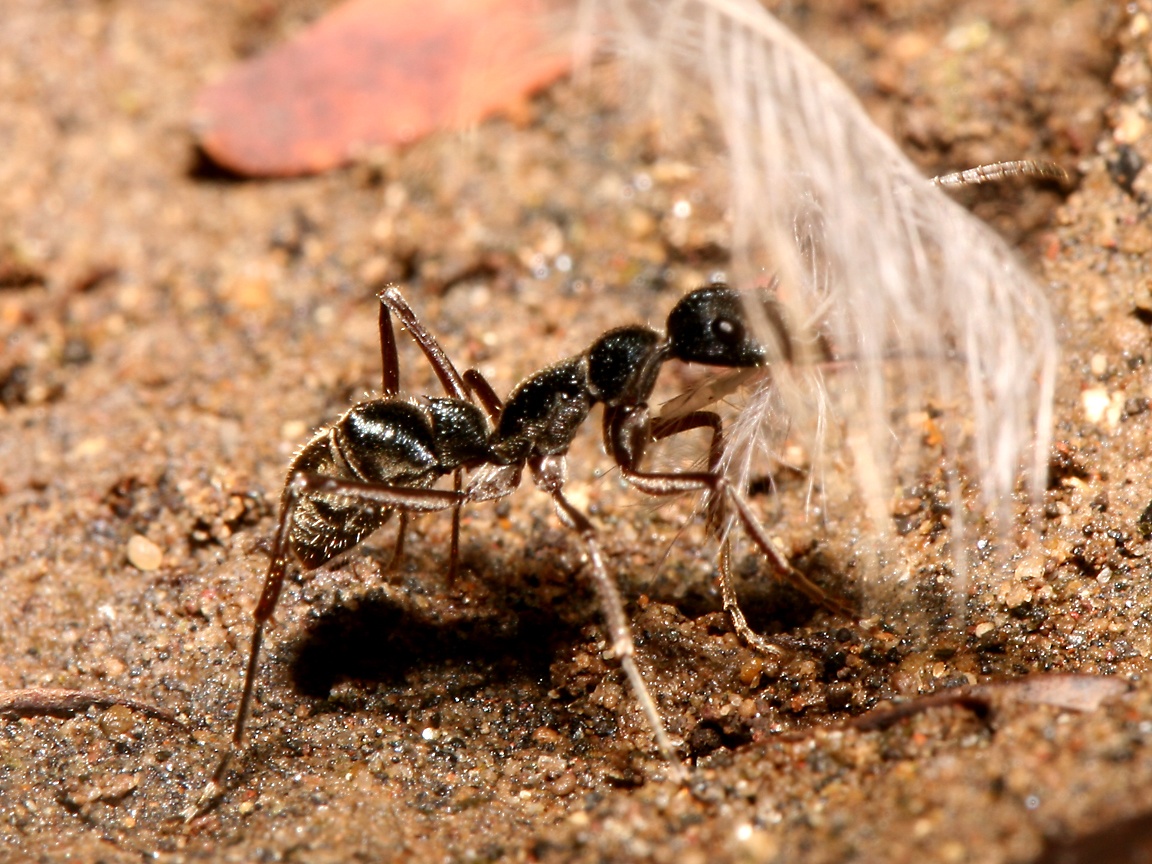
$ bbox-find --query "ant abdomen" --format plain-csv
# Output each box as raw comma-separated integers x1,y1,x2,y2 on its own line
286,427,399,569
287,397,478,569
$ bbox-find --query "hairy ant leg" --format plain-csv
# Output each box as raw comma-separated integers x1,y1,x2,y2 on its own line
377,301,409,569
648,409,727,528
529,455,685,781
194,475,466,814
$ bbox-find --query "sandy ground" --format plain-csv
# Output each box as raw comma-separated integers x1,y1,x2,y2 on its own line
1,0,1149,861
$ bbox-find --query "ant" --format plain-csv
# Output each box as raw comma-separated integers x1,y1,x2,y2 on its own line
193,282,858,812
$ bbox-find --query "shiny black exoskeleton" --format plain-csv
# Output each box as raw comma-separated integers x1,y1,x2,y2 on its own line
198,283,855,811
288,397,492,568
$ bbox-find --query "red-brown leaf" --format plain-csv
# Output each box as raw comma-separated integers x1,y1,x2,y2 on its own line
193,0,572,177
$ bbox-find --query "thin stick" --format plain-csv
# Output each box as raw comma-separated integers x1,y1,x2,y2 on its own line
932,159,1068,188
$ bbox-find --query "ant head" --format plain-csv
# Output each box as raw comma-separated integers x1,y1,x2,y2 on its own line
665,284,768,368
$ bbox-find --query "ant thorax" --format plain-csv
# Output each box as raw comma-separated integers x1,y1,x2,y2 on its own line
493,357,593,460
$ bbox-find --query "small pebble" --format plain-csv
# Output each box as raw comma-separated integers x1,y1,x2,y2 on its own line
100,704,135,736
549,772,577,796
995,579,1033,609
126,534,163,571
1014,557,1045,583
532,726,563,746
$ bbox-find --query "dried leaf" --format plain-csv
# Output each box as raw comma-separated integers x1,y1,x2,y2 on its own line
193,0,572,177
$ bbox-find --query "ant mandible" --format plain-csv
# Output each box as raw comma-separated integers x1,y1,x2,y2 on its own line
194,283,857,811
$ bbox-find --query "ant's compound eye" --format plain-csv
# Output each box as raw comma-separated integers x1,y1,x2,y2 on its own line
712,317,741,343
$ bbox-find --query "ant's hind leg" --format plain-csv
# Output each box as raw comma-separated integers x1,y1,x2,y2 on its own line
189,473,466,817
379,296,401,395
463,369,503,422
190,480,304,817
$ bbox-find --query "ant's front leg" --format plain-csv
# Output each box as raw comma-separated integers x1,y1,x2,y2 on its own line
648,411,783,654
648,410,726,530
609,405,858,636
647,411,808,653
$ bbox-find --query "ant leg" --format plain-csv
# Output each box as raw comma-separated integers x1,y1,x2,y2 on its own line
631,412,820,649
649,411,778,644
463,369,503,422
190,473,466,817
387,512,409,571
530,456,686,782
448,469,462,586
619,462,857,623
378,286,470,401
379,296,401,396
649,411,789,653
649,410,726,527
717,531,785,656
650,411,724,471
378,288,507,430
189,476,302,817
610,404,855,625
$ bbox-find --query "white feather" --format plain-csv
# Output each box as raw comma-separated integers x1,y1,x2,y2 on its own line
586,0,1057,598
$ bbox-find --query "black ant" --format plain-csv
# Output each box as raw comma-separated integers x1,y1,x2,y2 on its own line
193,283,858,811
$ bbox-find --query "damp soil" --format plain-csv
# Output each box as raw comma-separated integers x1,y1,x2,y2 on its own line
0,1,1149,862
